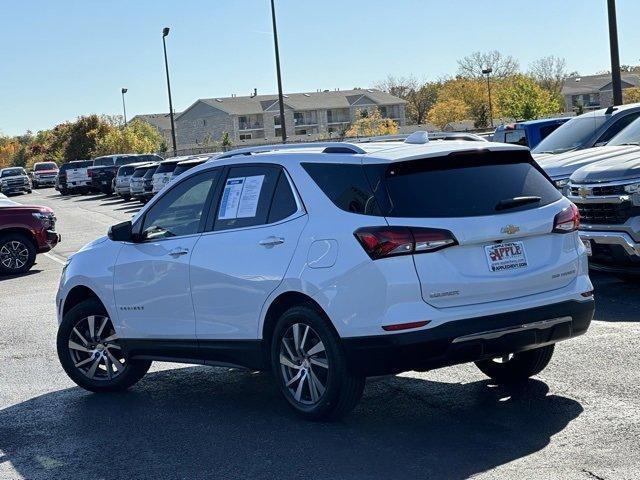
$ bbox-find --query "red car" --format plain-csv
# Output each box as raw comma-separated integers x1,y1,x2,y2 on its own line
0,196,61,274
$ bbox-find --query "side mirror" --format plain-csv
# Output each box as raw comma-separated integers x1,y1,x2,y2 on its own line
108,221,133,242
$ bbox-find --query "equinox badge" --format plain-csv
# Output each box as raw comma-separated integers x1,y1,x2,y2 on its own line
501,225,520,235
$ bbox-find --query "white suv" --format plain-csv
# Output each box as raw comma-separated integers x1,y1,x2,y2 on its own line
56,134,595,420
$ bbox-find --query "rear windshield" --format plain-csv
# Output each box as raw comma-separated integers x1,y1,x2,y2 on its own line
143,167,158,179
155,162,179,174
303,150,561,218
61,161,92,171
173,162,203,176
34,162,58,171
118,165,136,176
132,168,149,178
93,157,116,167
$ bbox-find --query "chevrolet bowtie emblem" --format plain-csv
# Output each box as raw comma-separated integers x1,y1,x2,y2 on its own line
578,187,591,198
501,225,520,235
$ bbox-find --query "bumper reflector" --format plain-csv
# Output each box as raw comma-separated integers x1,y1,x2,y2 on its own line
581,290,594,298
382,320,430,332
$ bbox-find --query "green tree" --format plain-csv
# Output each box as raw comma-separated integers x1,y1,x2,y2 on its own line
496,75,560,120
92,119,163,156
375,77,440,124
221,132,232,148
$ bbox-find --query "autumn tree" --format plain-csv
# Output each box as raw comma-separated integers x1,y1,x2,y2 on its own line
344,109,398,137
436,77,494,128
64,115,113,160
427,99,468,129
457,50,520,79
93,119,163,156
623,87,640,104
375,76,440,124
496,75,560,120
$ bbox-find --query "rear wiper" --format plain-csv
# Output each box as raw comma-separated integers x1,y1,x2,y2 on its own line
495,196,541,211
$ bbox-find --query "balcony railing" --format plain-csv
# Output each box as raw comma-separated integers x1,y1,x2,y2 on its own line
238,122,264,131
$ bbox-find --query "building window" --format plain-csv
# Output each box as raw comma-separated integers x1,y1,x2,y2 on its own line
379,106,388,118
239,133,252,140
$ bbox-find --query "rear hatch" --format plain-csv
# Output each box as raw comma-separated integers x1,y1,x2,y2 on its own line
367,149,579,308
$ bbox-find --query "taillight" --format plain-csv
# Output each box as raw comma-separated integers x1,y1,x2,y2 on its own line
87,170,93,177
553,203,580,233
354,226,457,260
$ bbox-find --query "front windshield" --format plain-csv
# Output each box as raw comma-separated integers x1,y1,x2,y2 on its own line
1,168,24,177
607,116,640,146
532,115,607,154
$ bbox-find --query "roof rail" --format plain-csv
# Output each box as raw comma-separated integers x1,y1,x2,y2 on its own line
216,142,366,159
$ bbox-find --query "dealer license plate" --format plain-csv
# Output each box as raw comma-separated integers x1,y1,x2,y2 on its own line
485,242,528,272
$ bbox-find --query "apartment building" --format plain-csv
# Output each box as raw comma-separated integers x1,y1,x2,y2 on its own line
174,88,407,146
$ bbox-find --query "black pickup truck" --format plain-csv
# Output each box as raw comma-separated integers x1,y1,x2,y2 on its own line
88,154,163,194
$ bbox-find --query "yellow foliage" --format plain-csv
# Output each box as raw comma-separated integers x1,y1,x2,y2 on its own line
344,109,398,137
427,99,468,129
93,120,163,156
623,87,640,105
0,140,21,169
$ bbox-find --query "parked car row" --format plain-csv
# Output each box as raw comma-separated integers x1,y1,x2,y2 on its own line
494,103,640,278
113,154,211,203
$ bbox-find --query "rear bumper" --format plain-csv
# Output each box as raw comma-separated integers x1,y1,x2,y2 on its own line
342,299,594,376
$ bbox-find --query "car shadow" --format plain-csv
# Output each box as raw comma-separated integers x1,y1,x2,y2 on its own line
0,367,582,480
0,269,43,281
590,271,640,322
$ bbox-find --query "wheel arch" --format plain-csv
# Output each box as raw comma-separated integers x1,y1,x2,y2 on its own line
63,285,105,318
0,227,38,251
261,291,336,357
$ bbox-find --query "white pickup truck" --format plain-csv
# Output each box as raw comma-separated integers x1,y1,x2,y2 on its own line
56,160,92,195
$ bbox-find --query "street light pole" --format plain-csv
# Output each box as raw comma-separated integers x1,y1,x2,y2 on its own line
121,88,128,125
607,0,623,105
482,67,494,128
270,0,287,143
162,27,178,156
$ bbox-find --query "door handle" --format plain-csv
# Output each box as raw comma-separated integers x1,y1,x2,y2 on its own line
168,247,189,257
259,236,285,247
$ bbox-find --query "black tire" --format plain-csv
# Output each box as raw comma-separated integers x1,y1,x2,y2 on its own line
122,194,131,201
270,305,365,420
60,189,68,196
57,298,151,393
0,232,36,275
475,344,555,384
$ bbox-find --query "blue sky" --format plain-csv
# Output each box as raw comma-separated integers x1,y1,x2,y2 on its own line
1,0,639,135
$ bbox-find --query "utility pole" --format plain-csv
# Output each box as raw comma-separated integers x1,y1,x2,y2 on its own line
162,27,178,156
121,88,128,125
607,0,623,105
270,0,287,143
482,68,494,128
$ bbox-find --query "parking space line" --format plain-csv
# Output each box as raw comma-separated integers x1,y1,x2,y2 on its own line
43,252,66,266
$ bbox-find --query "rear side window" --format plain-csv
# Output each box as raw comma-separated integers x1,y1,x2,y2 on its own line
365,150,561,218
132,168,148,178
595,112,640,145
268,172,298,223
302,163,381,215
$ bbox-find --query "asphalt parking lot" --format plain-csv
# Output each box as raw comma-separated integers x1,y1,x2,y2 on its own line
1,188,639,480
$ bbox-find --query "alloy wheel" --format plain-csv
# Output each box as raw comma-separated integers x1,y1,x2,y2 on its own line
0,240,29,270
279,323,329,405
67,315,126,381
